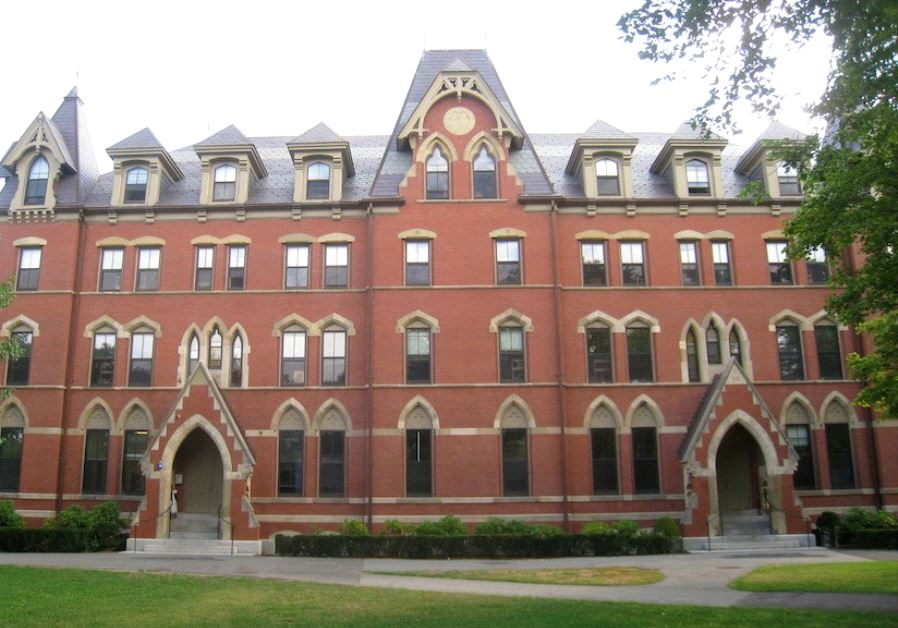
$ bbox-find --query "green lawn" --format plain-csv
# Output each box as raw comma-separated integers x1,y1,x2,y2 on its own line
1,566,896,627
372,566,664,586
731,561,898,594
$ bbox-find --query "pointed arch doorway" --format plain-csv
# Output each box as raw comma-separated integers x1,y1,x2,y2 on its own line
715,423,771,535
173,429,223,515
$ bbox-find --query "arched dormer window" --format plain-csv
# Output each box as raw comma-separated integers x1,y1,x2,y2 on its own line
595,158,621,195
686,329,700,382
230,334,244,387
24,156,49,206
306,162,331,200
188,334,200,374
472,145,497,199
425,146,449,199
706,324,721,365
685,159,710,195
124,167,149,204
208,328,223,369
212,164,237,202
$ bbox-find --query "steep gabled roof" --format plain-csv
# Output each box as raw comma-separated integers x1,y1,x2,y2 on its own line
108,127,165,151
195,124,253,147
583,119,636,140
736,120,808,174
289,122,344,145
107,127,184,182
193,124,267,179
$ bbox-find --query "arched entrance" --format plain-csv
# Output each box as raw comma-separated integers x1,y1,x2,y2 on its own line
715,423,770,535
173,429,223,515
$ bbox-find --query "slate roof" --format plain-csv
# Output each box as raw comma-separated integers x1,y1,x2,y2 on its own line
107,127,165,151
583,119,636,140
289,122,345,145
195,124,253,147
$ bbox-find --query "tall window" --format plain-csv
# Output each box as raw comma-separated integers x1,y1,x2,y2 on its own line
82,429,109,494
495,239,522,285
228,245,246,290
324,243,349,289
502,428,529,496
319,431,345,497
6,328,32,386
129,331,154,387
90,332,116,387
586,325,612,383
632,426,660,493
16,247,41,291
499,326,525,383
208,328,223,369
0,426,23,492
100,248,124,292
278,429,304,496
281,328,306,386
405,240,431,286
581,241,606,286
195,246,214,291
787,423,815,489
136,247,161,291
306,162,331,200
626,324,653,382
230,335,244,387
806,247,829,284
777,162,801,195
406,327,431,384
121,428,148,495
711,240,733,285
24,156,49,205
815,323,842,379
686,159,710,195
825,423,854,489
322,328,347,386
766,241,793,284
188,334,200,375
124,167,148,203
706,324,722,365
595,158,621,195
406,429,432,496
591,427,618,494
425,146,449,199
686,329,700,382
620,241,646,286
285,244,310,289
729,329,743,366
776,323,804,380
679,241,700,285
213,164,237,201
472,146,497,199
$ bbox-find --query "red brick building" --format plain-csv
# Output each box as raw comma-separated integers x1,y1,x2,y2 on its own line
1,50,894,553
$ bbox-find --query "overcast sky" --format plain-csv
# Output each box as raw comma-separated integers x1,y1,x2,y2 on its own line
2,0,832,178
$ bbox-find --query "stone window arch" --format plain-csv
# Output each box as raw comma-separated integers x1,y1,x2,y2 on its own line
314,401,349,498
0,402,26,492
588,400,620,494
822,396,855,489
402,400,436,497
425,144,450,200
686,327,700,383
471,144,497,199
24,155,50,206
82,404,112,495
277,406,308,497
497,397,532,497
627,397,662,494
783,397,817,490
121,406,150,496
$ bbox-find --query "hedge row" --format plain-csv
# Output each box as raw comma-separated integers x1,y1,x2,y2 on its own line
0,528,127,553
275,532,674,558
850,528,898,550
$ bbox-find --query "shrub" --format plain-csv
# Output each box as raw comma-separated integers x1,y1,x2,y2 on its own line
839,508,898,545
337,519,370,536
815,511,840,546
381,519,415,536
42,502,127,551
0,500,25,529
474,518,562,537
413,515,466,536
652,516,681,539
612,520,639,540
580,521,613,536
851,529,898,550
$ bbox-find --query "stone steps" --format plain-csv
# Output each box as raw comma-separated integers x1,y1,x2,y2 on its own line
684,533,817,552
125,537,263,556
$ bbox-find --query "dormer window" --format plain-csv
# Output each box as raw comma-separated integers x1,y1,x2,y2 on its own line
777,162,801,196
426,146,449,200
595,158,620,195
686,159,710,195
472,146,497,199
24,156,49,206
307,162,331,200
213,164,237,202
124,167,148,203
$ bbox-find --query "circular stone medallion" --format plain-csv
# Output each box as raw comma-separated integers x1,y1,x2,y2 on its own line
443,107,475,135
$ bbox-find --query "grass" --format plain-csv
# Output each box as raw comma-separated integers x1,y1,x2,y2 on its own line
372,566,664,586
1,565,896,627
731,561,898,594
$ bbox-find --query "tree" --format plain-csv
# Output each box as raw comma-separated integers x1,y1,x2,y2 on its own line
0,278,23,401
619,1,898,418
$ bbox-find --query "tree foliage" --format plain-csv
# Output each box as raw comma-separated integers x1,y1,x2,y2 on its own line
0,278,23,403
619,1,898,418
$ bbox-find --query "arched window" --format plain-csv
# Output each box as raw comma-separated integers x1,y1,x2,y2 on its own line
631,403,660,494
281,326,307,387
188,334,200,375
814,321,842,379
589,405,618,494
6,326,33,386
0,405,25,491
685,159,710,195
472,145,497,199
306,162,331,200
785,401,815,489
686,329,700,382
404,405,434,497
83,406,111,494
317,407,347,497
124,167,149,203
824,400,854,489
728,328,743,366
500,404,530,496
90,328,117,387
24,156,49,205
230,334,244,387
212,164,237,201
322,326,347,386
595,158,620,195
405,324,432,384
278,408,306,496
121,408,149,496
208,328,223,369
706,324,721,365
425,146,449,199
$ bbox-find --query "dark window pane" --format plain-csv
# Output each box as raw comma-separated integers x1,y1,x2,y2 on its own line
777,326,804,380
769,262,793,284
286,268,308,289
596,176,620,195
121,430,147,495
586,328,612,383
706,328,721,365
24,179,48,206
406,429,432,496
213,181,236,202
324,267,348,289
282,358,306,386
100,269,122,292
195,268,212,291
91,335,115,387
787,424,815,490
82,429,109,494
632,426,659,493
626,327,653,383
319,431,345,497
406,264,430,286
497,262,521,285
815,326,843,379
622,264,645,286
807,262,829,284
307,179,329,200
825,423,855,489
686,331,700,382
473,171,497,199
406,330,431,384
129,359,152,386
0,427,23,491
6,332,32,386
502,428,528,496
714,264,732,285
228,268,245,290
426,172,449,199
16,269,39,291
278,430,304,496
591,428,618,494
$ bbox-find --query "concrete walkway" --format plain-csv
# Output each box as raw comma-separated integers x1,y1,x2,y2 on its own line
1,548,896,614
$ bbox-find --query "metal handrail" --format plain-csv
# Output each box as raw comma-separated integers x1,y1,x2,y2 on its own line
217,504,235,556
129,501,175,554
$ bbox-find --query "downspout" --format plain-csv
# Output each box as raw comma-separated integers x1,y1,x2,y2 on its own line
56,209,87,513
365,202,375,530
548,200,571,531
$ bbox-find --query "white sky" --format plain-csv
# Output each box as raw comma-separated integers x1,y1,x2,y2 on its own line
1,0,832,178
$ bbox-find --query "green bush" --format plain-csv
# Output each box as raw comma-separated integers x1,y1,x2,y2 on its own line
337,519,370,536
652,516,681,539
473,518,562,537
381,519,416,536
851,528,898,550
580,521,613,535
413,515,466,536
42,502,127,551
0,500,25,529
0,528,92,552
815,511,840,546
839,508,898,545
612,520,639,540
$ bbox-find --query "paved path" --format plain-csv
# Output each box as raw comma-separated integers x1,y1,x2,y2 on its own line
1,548,896,613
